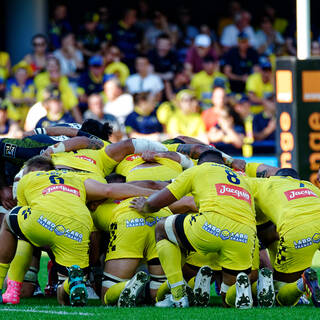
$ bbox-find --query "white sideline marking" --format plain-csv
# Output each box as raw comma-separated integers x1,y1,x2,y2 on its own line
0,307,94,316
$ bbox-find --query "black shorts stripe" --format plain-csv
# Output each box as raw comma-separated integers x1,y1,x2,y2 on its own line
174,214,195,251
8,206,29,242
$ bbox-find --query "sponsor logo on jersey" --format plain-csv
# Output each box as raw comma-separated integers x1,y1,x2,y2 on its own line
284,188,318,201
202,222,248,243
126,216,161,228
75,155,96,164
126,154,141,161
4,143,17,158
37,215,83,242
42,184,80,197
294,237,313,249
215,183,251,205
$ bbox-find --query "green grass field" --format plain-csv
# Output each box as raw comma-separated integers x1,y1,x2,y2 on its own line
1,254,320,320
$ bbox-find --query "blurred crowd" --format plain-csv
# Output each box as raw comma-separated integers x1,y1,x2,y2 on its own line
0,1,313,155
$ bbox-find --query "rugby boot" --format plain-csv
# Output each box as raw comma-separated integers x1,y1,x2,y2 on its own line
302,268,320,307
118,271,149,307
68,265,87,307
257,268,275,307
235,272,253,309
2,279,22,304
155,294,189,308
193,266,214,306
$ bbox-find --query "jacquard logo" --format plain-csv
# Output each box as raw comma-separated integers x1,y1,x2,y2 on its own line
42,184,80,197
215,183,251,204
284,188,317,201
126,154,141,161
75,155,96,164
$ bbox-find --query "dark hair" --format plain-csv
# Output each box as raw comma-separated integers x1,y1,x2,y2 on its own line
133,92,151,105
106,173,126,183
275,168,300,179
24,156,55,173
136,54,149,62
157,33,171,41
81,119,113,141
198,150,224,165
32,34,47,44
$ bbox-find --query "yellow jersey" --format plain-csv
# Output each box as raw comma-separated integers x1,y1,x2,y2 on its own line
246,176,320,233
116,153,182,181
17,170,94,227
167,162,256,228
51,141,117,177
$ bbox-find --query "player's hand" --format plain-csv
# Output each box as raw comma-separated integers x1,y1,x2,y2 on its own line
231,159,246,172
130,197,147,213
41,147,54,158
23,130,36,138
141,151,158,162
87,200,105,212
0,186,16,210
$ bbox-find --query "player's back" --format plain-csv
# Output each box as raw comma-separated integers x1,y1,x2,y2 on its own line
17,169,92,226
246,176,320,232
168,162,256,227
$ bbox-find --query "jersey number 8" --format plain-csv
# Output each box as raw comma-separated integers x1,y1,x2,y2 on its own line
225,169,240,185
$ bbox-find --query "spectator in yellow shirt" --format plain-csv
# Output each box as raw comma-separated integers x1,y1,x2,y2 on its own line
164,90,208,143
34,56,82,123
190,56,229,109
0,51,11,80
246,60,274,114
5,61,36,126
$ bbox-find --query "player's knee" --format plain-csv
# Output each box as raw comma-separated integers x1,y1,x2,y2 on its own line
155,219,167,242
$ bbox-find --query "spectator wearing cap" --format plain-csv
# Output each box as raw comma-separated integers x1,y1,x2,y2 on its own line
103,77,134,128
0,100,23,138
24,34,49,76
220,10,257,51
36,90,75,128
77,55,105,109
190,56,229,109
108,8,141,72
163,90,208,143
104,46,130,86
83,93,123,142
125,92,163,141
246,60,274,114
5,61,35,126
253,92,276,142
184,34,218,75
126,55,164,99
148,33,179,81
223,32,259,93
53,33,84,80
77,12,103,59
34,56,81,123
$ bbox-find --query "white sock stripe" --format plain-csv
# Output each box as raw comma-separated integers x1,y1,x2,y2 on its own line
164,215,179,245
149,274,167,280
150,281,162,290
220,282,230,294
170,280,185,289
103,272,128,282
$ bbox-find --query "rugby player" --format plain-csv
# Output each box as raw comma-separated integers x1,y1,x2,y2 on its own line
130,150,257,308
0,155,158,306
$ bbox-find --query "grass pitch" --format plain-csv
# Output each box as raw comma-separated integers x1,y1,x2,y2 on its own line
0,255,320,319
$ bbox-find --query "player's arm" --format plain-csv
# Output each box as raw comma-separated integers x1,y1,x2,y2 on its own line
23,126,79,138
168,196,198,214
16,175,28,207
84,179,156,201
127,180,169,190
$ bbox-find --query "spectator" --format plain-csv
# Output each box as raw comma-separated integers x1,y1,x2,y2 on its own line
126,55,164,98
264,4,288,35
5,61,35,126
104,46,130,86
246,60,274,114
143,10,179,52
164,90,208,143
125,92,163,140
220,10,257,51
190,56,229,109
77,12,102,59
148,33,179,81
97,5,111,35
202,87,243,148
83,94,122,142
36,89,75,128
34,56,82,123
218,1,242,36
253,93,276,142
255,16,285,56
24,85,55,131
109,8,141,71
136,0,153,32
184,34,218,75
103,77,134,126
0,99,23,138
53,33,84,80
24,34,49,76
0,50,11,80
77,55,105,108
48,4,72,50
223,32,259,93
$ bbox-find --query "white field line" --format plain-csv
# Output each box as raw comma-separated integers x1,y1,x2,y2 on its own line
0,307,95,316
